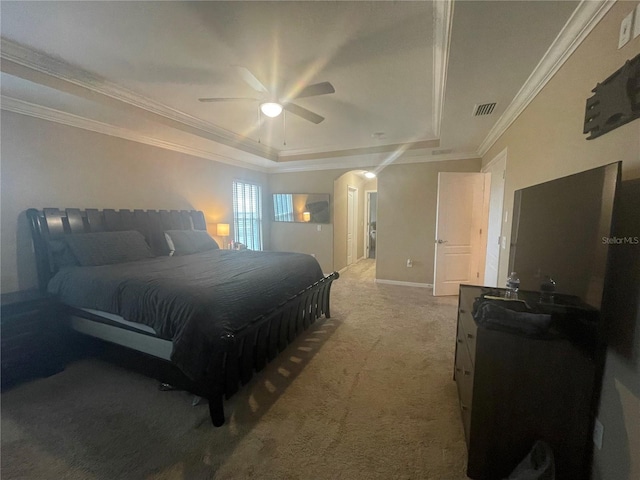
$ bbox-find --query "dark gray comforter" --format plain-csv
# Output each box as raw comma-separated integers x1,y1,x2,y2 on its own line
47,250,324,379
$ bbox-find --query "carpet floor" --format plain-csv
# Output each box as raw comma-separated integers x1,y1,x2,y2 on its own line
1,259,468,479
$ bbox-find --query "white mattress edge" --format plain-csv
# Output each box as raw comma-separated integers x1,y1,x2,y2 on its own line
70,315,172,361
80,308,158,334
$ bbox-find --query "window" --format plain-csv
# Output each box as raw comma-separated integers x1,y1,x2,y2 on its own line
232,180,263,250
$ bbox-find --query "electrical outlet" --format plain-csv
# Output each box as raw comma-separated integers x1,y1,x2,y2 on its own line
593,418,604,450
619,11,633,49
406,258,413,268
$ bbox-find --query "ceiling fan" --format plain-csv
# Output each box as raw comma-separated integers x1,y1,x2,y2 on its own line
199,66,335,124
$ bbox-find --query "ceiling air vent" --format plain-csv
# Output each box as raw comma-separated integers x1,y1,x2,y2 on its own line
473,102,497,116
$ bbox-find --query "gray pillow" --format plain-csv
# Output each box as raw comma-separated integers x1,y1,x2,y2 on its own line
65,230,154,266
164,229,219,256
47,239,79,269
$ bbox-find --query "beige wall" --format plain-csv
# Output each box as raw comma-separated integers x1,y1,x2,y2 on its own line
376,158,482,284
484,4,640,286
482,2,640,479
269,170,377,274
0,109,483,291
268,171,339,273
0,111,268,293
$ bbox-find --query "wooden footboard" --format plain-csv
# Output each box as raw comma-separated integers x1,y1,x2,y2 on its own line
205,271,338,426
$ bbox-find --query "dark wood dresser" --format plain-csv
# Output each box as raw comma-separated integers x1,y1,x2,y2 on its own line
455,284,601,480
1,290,65,389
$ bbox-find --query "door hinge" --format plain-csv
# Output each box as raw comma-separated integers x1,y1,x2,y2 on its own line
479,228,482,235
476,272,480,278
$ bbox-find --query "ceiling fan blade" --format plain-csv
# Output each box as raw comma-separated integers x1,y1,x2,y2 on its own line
284,103,325,124
198,97,258,103
235,66,269,94
294,82,335,99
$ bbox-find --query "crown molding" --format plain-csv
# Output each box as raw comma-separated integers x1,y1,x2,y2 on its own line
269,149,479,174
477,0,615,157
481,147,508,173
1,96,272,172
278,138,440,162
1,37,444,166
1,95,478,175
432,0,454,139
0,37,279,162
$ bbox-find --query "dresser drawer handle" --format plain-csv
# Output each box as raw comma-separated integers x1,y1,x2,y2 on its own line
463,369,471,376
460,403,469,411
457,338,463,344
459,309,466,314
466,333,474,339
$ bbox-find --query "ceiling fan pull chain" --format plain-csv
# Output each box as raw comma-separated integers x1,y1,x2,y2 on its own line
283,110,287,146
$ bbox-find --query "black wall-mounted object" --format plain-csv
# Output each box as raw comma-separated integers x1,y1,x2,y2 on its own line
584,53,640,140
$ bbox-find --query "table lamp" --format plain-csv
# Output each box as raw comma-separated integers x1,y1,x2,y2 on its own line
217,223,230,249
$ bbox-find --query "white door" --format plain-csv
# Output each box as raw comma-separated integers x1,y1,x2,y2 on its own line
483,151,507,287
347,187,357,265
433,172,486,296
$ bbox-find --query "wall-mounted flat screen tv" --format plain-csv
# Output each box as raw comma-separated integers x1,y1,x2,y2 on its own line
508,162,621,309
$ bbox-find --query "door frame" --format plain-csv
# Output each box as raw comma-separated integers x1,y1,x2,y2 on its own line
347,185,358,266
364,190,377,259
481,148,507,287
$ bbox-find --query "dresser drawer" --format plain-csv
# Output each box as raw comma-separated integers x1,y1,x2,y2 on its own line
454,338,474,443
458,289,478,358
458,313,477,365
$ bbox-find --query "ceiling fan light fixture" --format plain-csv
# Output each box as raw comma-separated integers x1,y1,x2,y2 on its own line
364,171,377,179
260,102,283,118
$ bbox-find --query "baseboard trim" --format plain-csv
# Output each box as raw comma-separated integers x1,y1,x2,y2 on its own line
375,279,433,289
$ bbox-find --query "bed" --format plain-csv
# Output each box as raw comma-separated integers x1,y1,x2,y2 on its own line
26,207,339,426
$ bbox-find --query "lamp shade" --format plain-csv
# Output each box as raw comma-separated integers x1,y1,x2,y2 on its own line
302,211,311,222
217,223,230,236
260,102,283,118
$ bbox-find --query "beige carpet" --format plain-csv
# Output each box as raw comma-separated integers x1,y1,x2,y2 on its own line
1,259,468,479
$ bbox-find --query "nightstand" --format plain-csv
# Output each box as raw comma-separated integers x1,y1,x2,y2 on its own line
1,290,65,389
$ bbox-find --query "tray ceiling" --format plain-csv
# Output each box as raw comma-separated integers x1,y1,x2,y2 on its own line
0,1,592,171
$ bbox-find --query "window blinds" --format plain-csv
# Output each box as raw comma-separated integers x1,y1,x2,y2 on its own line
232,180,263,250
273,193,295,222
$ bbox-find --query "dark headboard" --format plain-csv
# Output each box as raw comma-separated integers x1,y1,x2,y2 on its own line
26,208,207,292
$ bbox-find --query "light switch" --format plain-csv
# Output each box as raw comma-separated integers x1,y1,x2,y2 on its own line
317,224,322,232
619,11,633,49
